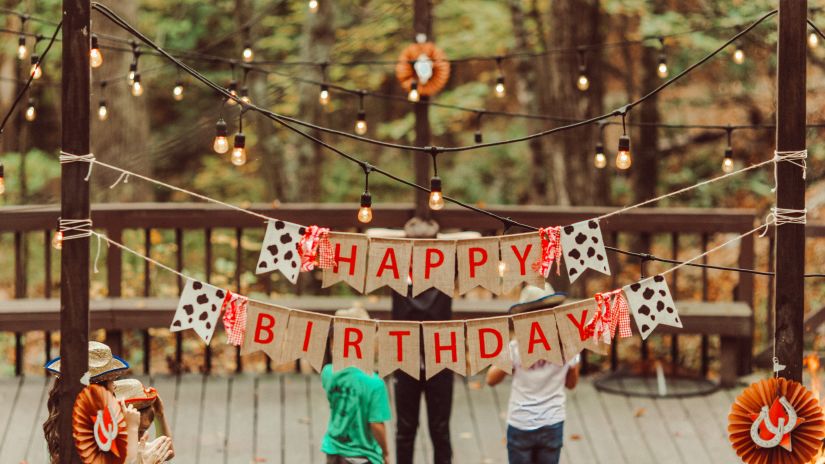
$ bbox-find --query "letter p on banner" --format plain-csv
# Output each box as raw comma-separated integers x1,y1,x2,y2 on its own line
457,237,502,295
466,317,512,375
241,302,291,363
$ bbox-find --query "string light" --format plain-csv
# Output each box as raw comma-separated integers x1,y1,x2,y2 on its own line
616,113,632,170
594,122,607,168
90,34,103,68
128,62,137,85
24,97,36,122
474,112,483,144
357,165,373,223
131,72,143,96
240,86,251,104
242,41,254,63
52,230,63,250
809,32,819,49
722,127,735,173
173,80,184,101
128,43,140,84
319,84,330,106
355,92,367,135
30,55,42,80
17,35,27,60
0,162,5,195
576,48,589,92
308,0,319,13
657,38,668,78
231,112,247,166
428,149,444,210
408,80,420,102
494,57,506,98
97,82,108,121
213,117,229,154
732,46,745,64
227,79,239,106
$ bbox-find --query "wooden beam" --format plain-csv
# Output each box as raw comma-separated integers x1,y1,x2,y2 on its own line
774,0,807,382
413,0,432,218
60,0,91,461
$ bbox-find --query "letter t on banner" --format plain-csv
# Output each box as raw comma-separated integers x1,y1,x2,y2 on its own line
333,317,377,373
466,317,512,375
422,321,466,379
282,310,332,373
377,321,421,379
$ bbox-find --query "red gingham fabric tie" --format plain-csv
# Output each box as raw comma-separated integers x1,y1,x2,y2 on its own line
298,225,333,271
589,289,632,343
222,291,248,346
532,226,562,278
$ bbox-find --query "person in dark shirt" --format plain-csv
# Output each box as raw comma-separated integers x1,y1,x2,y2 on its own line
391,217,454,464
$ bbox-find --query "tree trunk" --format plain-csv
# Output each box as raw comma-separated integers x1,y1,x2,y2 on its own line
634,44,661,202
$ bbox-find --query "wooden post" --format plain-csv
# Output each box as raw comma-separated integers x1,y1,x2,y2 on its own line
774,0,806,382
413,0,432,218
59,0,91,461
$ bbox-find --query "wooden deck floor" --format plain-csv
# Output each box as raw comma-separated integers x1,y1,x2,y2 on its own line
0,373,746,464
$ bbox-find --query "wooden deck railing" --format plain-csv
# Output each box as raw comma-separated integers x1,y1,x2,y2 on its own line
0,203,761,377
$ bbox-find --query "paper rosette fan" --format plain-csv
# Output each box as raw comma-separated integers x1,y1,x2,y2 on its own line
728,377,825,464
73,384,128,464
396,42,450,97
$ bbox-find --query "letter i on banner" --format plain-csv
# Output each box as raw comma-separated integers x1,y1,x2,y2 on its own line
377,321,421,379
365,238,412,295
499,233,545,294
554,299,607,362
282,310,332,373
412,240,456,297
466,317,512,375
322,232,369,293
333,317,377,373
241,302,291,363
422,321,466,379
457,237,501,295
511,309,563,367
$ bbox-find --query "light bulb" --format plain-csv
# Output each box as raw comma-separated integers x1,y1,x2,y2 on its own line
733,47,745,64
355,111,367,135
616,135,632,170
231,133,247,166
24,101,36,122
242,46,254,63
213,118,229,154
173,81,184,101
226,81,238,106
98,101,108,121
494,76,505,98
90,35,103,68
131,76,143,97
128,63,137,85
810,32,819,49
319,86,330,106
498,261,507,278
240,87,251,104
722,147,734,173
308,0,319,13
357,192,373,223
30,56,42,80
408,81,420,102
594,143,606,169
17,36,27,60
657,60,668,79
577,74,589,91
52,231,63,250
428,176,444,210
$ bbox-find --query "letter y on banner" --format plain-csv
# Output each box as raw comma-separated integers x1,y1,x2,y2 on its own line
322,232,369,293
241,302,291,363
333,317,377,373
422,321,466,379
499,233,545,294
282,310,332,372
377,321,421,379
466,317,511,375
554,299,608,362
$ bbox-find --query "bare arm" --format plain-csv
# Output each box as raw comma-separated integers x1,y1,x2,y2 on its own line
153,398,175,460
565,364,580,389
370,422,390,463
486,366,508,387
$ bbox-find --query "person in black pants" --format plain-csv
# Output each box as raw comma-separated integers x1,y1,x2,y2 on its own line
391,217,455,464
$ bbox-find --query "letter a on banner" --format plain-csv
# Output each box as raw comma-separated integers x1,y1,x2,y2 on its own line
466,317,512,375
365,238,412,295
412,240,456,297
511,309,563,367
499,233,545,294
322,232,369,293
422,321,466,379
282,310,332,373
457,237,501,295
377,321,421,379
333,317,377,373
554,299,607,362
241,302,291,363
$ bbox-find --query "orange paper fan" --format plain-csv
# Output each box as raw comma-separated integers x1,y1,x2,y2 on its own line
73,384,129,464
728,377,825,464
396,42,450,97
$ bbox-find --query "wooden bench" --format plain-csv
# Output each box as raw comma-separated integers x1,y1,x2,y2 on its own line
0,296,751,386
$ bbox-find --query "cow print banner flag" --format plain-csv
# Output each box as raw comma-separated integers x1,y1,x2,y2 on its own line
560,219,610,283
623,275,682,340
170,279,228,344
256,220,306,284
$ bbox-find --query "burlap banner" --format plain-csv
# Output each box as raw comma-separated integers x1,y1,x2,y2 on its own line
554,299,607,362
365,238,413,295
282,310,332,373
322,232,369,293
241,301,291,362
456,237,502,295
376,321,421,379
422,321,466,379
411,240,456,297
511,308,564,368
499,233,545,294
332,317,377,373
466,317,512,375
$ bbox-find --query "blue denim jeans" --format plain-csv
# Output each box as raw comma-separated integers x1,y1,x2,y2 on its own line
506,422,564,464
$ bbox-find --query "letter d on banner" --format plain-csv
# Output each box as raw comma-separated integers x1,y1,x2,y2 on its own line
466,317,512,375
242,302,291,363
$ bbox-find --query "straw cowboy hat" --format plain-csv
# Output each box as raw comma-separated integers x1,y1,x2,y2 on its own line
45,341,129,382
112,379,158,410
508,283,567,314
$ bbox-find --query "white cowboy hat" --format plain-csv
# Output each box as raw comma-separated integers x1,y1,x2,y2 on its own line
45,341,129,382
508,283,567,314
